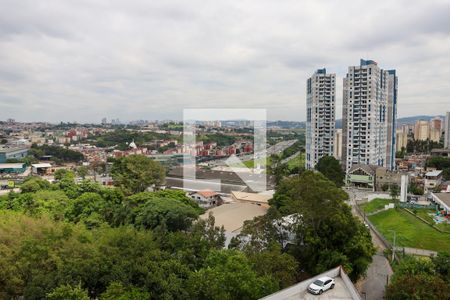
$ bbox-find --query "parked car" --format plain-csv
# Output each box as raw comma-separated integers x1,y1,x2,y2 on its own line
307,276,335,295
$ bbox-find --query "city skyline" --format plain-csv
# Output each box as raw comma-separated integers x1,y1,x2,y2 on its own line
1,0,450,122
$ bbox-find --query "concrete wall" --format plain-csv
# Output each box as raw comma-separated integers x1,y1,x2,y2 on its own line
260,266,361,300
367,193,390,201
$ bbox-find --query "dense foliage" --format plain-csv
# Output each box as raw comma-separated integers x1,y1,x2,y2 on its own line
111,155,165,195
90,128,176,150
407,139,443,154
29,144,85,163
385,254,450,300
315,156,345,187
0,173,296,299
232,171,375,282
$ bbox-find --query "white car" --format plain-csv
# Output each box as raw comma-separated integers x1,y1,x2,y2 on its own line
307,276,335,295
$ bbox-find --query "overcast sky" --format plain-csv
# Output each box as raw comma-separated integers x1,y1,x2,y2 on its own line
0,0,449,123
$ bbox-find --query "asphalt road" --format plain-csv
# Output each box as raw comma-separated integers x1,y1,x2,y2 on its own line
346,188,393,300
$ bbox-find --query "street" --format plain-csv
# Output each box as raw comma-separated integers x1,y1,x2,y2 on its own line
346,188,394,300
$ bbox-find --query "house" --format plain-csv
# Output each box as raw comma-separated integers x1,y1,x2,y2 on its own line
424,170,443,191
31,163,53,175
189,190,222,209
346,164,378,190
375,167,403,191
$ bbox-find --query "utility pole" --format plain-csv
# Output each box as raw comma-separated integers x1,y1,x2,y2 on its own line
389,230,396,262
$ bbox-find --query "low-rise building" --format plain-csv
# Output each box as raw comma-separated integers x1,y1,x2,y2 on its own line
231,191,272,207
424,170,443,191
0,163,27,174
346,164,378,189
189,190,222,209
431,192,450,214
0,147,28,163
375,167,403,191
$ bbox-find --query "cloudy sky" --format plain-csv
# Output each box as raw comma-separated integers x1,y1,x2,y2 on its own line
0,0,449,123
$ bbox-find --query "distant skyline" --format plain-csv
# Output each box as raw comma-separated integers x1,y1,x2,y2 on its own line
1,0,450,123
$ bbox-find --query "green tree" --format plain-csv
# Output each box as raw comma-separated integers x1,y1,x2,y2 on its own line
20,176,51,193
100,282,150,300
111,155,165,194
390,184,400,208
129,192,200,231
187,250,278,300
269,172,375,281
315,156,345,187
46,284,90,300
385,274,449,300
77,166,89,179
432,252,450,283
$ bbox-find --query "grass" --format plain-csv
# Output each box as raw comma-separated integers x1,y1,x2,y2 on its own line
368,209,450,252
360,198,393,214
286,153,305,171
415,209,450,232
230,157,270,169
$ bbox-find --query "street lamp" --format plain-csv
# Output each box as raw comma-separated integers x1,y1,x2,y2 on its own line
388,229,396,262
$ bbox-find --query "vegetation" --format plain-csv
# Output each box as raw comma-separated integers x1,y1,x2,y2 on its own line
386,254,450,300
232,171,375,282
27,144,84,163
90,128,176,150
315,156,345,187
111,155,165,195
368,209,450,252
426,156,450,170
360,198,393,214
407,139,442,154
0,169,298,299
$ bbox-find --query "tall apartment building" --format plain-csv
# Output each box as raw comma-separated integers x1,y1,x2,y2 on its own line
334,128,343,160
413,119,441,142
396,125,409,152
342,59,397,171
305,68,336,170
386,70,398,169
445,112,450,149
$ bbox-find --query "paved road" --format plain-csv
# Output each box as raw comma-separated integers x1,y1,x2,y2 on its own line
346,188,393,300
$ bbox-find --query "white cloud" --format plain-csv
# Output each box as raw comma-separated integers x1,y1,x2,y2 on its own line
0,0,449,122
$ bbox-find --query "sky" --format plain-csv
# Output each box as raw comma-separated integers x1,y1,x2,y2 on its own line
0,0,449,123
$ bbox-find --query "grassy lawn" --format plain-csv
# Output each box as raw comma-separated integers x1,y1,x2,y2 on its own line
287,153,305,171
231,157,270,168
414,209,450,232
360,198,393,214
368,209,450,252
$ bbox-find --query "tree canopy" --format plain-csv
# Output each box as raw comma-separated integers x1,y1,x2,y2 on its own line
315,156,345,187
111,155,165,194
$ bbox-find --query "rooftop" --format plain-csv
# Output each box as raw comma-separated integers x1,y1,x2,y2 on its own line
0,147,28,154
260,266,361,300
433,193,450,210
195,190,218,198
231,191,272,204
425,170,442,177
201,202,267,232
0,163,25,169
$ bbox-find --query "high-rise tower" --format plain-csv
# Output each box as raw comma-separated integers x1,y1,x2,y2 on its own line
305,68,336,170
342,59,397,171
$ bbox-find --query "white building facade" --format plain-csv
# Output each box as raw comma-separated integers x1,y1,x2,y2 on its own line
305,68,336,170
445,112,450,149
342,59,397,172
